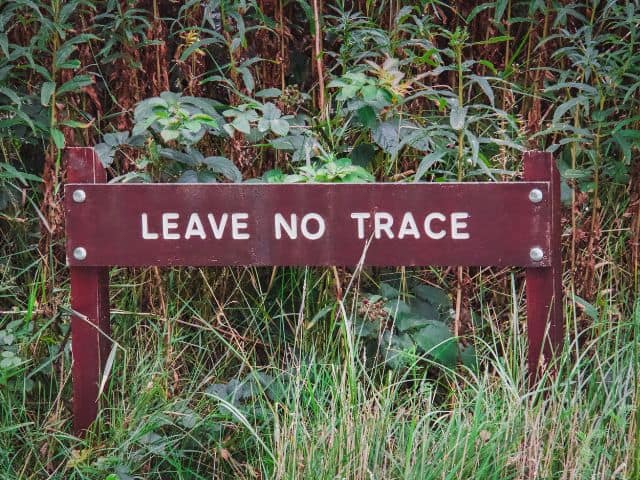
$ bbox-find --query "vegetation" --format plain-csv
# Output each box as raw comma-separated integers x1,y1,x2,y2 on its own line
0,0,638,478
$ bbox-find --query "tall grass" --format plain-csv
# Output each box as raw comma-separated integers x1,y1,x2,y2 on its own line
0,263,637,478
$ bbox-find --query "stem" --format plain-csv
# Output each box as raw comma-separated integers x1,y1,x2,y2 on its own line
456,41,464,182
571,103,580,279
584,92,605,295
312,0,325,118
454,33,465,339
279,0,285,92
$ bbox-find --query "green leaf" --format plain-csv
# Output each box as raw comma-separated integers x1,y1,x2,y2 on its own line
356,105,377,128
183,120,202,132
383,332,416,370
409,299,440,322
56,75,93,96
380,282,400,299
94,143,114,167
473,35,513,45
572,294,598,321
396,316,430,332
255,88,282,98
257,118,270,133
239,67,255,92
0,33,8,57
50,128,65,149
261,102,282,120
414,151,445,181
470,75,494,106
552,97,587,125
306,305,334,329
353,319,379,338
460,344,477,372
104,132,130,147
412,321,457,367
562,168,591,180
449,105,467,131
231,116,251,134
350,143,375,167
191,113,219,128
384,299,412,317
177,170,198,183
132,116,157,137
60,119,92,129
494,0,508,22
262,169,285,183
478,59,497,75
413,284,452,312
41,82,56,106
270,119,289,136
465,129,480,166
134,97,169,121
372,120,403,155
160,129,180,142
56,59,81,70
0,163,41,184
543,82,597,96
0,87,21,106
203,156,242,182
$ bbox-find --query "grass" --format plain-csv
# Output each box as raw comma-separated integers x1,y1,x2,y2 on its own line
0,259,637,479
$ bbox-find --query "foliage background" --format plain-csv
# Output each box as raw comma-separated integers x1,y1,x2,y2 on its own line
0,0,639,478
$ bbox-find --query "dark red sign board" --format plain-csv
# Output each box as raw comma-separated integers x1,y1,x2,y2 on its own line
65,182,552,268
64,148,563,435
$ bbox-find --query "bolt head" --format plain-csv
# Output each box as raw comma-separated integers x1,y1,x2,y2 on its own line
529,188,543,203
72,189,86,203
529,247,544,262
73,247,87,261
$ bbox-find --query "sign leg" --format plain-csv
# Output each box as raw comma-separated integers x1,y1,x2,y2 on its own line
524,151,563,378
71,266,110,434
66,147,111,435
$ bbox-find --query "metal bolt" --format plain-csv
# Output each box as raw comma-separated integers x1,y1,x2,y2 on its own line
530,247,544,262
73,247,87,261
529,188,543,203
72,189,86,203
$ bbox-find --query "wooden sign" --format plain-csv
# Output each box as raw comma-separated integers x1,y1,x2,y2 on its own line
65,182,553,268
64,148,563,434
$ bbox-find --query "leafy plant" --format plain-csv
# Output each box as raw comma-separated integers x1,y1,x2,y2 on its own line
0,319,32,390
355,281,475,372
94,92,242,183
262,155,374,183
132,91,223,145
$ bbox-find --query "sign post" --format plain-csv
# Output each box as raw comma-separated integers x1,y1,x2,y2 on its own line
524,151,564,375
65,147,563,434
67,148,111,434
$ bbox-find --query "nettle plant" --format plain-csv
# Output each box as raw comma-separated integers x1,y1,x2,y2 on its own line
355,281,476,372
97,90,378,185
95,91,301,183
260,153,374,184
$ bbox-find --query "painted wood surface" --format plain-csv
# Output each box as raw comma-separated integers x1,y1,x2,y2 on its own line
67,148,111,434
65,182,553,268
